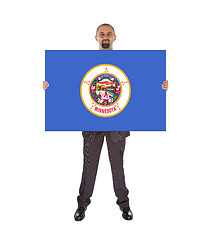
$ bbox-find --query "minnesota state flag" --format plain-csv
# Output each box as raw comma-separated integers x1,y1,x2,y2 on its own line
45,50,166,131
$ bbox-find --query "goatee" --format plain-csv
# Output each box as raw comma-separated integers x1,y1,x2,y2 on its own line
102,43,110,49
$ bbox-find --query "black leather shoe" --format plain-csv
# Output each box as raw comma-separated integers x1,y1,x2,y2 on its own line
121,207,133,220
74,207,86,221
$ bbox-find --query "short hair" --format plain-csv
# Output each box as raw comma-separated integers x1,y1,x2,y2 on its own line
96,23,115,36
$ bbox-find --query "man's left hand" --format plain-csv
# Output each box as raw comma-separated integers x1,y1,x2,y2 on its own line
162,80,168,91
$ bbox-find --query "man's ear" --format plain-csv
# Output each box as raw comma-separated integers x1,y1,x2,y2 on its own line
95,35,98,41
114,35,116,41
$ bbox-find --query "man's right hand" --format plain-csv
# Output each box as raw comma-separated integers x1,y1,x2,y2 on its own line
43,81,49,90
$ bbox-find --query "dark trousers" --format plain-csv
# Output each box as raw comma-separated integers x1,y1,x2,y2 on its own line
77,131,129,209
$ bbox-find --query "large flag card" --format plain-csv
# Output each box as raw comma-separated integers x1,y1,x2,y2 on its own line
45,50,166,131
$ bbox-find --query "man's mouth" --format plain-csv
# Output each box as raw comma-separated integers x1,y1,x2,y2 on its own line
101,39,110,49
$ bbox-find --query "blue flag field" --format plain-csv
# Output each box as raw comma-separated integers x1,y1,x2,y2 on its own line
45,50,166,131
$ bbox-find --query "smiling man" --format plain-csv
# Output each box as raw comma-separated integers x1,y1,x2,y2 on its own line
43,23,168,221
74,24,134,222
95,24,116,50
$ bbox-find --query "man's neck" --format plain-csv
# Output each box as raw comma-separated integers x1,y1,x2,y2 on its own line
99,46,113,50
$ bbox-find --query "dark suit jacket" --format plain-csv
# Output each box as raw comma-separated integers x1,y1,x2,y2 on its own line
82,131,130,142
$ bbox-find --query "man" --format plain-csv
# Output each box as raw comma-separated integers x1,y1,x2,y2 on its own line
43,23,168,221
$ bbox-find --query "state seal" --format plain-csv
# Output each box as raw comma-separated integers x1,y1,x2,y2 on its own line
80,64,131,117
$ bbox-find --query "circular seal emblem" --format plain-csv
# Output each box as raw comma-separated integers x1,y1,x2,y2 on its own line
80,64,131,117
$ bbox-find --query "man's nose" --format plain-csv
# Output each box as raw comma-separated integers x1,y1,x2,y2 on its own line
102,34,109,39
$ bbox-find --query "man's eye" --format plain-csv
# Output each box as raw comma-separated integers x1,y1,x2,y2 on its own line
100,34,104,37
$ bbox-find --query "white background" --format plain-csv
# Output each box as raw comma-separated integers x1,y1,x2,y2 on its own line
0,0,211,239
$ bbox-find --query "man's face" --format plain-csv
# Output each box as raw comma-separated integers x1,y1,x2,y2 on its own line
95,25,116,50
